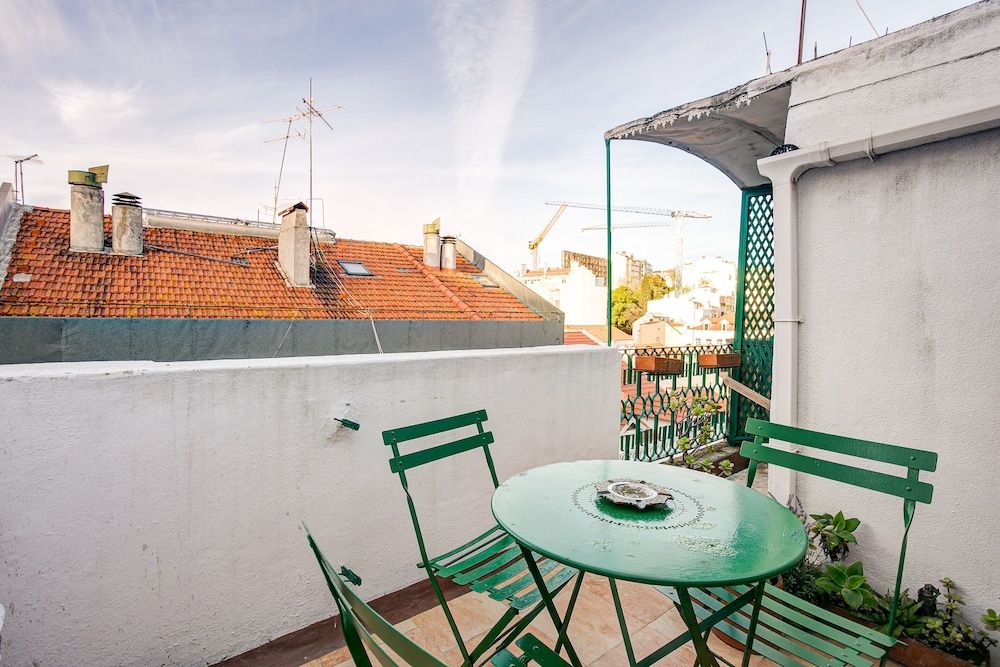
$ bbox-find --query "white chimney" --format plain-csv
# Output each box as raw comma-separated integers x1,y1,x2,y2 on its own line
278,202,311,287
440,236,457,271
423,218,441,268
68,167,108,253
111,192,143,255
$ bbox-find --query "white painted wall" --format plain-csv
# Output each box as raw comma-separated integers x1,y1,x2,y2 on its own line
793,127,1000,658
0,345,620,666
521,262,606,325
786,1,1000,148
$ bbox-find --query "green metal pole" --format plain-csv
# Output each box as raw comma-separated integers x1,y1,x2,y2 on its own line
605,138,613,346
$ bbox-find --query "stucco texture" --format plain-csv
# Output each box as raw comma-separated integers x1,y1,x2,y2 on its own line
794,128,1000,656
0,345,620,666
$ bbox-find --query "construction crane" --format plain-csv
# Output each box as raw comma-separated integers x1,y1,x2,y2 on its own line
527,203,569,270
530,200,707,271
573,203,711,287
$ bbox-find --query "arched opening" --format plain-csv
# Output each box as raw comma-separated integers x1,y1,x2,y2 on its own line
606,77,787,460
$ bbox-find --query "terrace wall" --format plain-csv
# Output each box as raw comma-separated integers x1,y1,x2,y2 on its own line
0,345,620,666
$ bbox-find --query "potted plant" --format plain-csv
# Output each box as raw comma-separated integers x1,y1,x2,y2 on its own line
771,506,998,665
665,391,734,477
634,354,683,375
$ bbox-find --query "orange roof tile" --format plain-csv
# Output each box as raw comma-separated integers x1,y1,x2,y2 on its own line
0,208,541,321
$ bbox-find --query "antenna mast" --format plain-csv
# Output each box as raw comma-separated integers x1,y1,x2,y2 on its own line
300,77,340,228
261,117,306,223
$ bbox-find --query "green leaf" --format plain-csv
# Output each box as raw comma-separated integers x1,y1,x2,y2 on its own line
844,517,861,532
842,588,864,610
846,575,867,590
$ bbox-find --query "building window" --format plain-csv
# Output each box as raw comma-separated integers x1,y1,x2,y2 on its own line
338,261,374,276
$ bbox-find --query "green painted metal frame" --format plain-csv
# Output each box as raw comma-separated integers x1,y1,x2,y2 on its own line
305,528,448,667
728,185,774,444
620,343,733,461
672,417,939,666
383,410,579,666
605,138,613,347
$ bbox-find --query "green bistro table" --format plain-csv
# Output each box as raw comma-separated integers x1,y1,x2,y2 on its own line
491,460,807,667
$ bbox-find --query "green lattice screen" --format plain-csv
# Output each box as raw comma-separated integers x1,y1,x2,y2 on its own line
729,186,774,440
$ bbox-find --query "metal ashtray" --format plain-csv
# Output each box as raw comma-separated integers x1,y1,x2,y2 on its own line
595,479,672,510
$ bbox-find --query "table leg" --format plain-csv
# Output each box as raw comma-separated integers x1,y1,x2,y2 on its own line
609,578,637,667
517,544,583,667
740,581,767,667
673,587,721,667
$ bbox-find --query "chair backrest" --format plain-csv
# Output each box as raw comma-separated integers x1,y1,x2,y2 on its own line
740,417,938,635
305,529,448,667
383,409,497,483
383,410,498,564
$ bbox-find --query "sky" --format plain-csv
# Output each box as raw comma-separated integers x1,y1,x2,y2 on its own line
0,0,973,275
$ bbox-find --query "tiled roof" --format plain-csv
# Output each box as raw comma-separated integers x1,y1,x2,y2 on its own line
564,324,631,343
0,208,541,321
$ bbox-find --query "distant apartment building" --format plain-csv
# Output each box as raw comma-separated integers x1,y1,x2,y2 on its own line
519,250,654,326
632,255,737,347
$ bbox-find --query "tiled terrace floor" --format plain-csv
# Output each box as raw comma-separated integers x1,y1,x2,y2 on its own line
304,576,778,666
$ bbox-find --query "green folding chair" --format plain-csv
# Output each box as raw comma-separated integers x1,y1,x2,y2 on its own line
305,528,569,667
659,417,938,666
383,410,581,666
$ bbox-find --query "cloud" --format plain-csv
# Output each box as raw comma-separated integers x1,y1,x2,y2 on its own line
0,0,72,60
44,81,143,135
433,0,538,216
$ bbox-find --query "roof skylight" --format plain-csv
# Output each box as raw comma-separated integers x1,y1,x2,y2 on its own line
338,260,374,276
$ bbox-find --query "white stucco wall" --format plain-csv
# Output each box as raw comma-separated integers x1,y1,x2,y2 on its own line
793,127,1000,655
786,1,1000,148
0,345,620,666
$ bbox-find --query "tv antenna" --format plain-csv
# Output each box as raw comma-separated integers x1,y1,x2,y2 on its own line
261,115,306,224
262,78,341,227
5,154,42,204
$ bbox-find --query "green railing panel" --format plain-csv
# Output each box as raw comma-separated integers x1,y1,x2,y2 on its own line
730,186,775,441
619,344,733,462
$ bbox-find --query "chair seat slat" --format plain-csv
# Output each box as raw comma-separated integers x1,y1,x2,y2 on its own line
489,558,560,600
764,585,897,647
428,525,506,567
706,586,889,660
509,565,577,610
671,586,875,667
436,535,516,578
451,545,523,584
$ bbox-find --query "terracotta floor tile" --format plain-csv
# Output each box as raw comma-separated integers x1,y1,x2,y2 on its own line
307,586,794,666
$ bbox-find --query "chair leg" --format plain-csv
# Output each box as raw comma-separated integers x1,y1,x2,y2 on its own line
518,545,583,667
740,581,766,667
425,568,474,666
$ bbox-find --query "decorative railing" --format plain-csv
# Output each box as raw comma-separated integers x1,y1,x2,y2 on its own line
619,344,734,462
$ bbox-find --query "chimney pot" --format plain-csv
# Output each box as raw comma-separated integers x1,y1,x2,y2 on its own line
111,192,143,255
69,183,105,252
423,218,441,268
278,201,311,287
440,236,457,272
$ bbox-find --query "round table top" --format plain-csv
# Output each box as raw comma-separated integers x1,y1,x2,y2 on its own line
492,460,807,588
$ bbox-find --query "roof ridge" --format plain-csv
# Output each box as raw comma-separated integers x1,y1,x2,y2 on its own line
394,244,482,321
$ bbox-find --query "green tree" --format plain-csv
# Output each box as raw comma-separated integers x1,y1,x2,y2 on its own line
611,286,643,333
638,274,669,304
612,275,672,334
